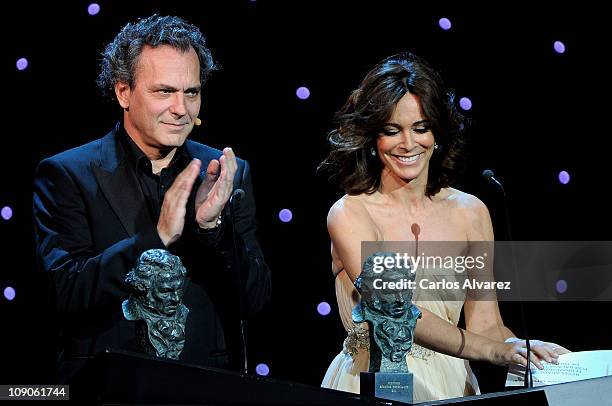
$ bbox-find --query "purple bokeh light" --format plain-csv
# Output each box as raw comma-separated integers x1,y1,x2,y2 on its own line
4,287,16,301
88,3,100,15
1,206,12,220
459,97,472,111
438,18,452,30
255,363,270,376
317,302,331,316
16,58,28,71
279,209,293,223
556,279,567,294
553,41,566,54
558,170,570,185
296,86,310,100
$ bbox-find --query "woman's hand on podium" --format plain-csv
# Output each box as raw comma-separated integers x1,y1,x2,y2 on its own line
501,338,571,369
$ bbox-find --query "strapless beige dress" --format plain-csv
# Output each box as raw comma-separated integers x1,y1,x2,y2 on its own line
321,270,480,402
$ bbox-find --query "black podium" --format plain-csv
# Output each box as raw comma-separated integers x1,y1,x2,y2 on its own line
71,349,375,405
71,349,611,405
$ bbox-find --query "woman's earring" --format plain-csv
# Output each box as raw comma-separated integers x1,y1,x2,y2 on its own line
370,147,376,156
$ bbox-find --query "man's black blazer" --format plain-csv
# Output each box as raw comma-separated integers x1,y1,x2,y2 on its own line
33,124,271,380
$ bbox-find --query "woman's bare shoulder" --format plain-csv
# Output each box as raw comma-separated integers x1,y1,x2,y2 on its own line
327,194,377,232
328,194,366,220
441,188,493,239
438,187,488,212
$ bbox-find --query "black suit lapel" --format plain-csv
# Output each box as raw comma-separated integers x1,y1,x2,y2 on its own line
92,161,146,237
91,127,149,237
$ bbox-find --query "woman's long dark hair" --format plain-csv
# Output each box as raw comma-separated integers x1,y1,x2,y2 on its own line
319,53,467,197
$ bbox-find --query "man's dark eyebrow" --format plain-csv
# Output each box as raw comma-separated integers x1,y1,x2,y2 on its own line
153,84,201,92
154,84,178,91
185,85,201,93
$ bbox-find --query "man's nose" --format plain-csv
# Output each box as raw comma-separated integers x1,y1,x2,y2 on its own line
169,93,187,117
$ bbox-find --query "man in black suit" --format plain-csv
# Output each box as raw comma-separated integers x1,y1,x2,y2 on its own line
33,15,271,381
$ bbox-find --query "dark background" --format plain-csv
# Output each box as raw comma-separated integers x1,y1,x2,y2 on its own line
2,0,610,395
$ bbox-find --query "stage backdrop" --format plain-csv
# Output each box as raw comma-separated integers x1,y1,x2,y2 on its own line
2,0,610,392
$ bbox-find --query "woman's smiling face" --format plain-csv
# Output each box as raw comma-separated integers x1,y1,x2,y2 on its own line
376,92,435,184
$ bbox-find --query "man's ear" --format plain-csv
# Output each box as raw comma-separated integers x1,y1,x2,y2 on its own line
114,81,131,110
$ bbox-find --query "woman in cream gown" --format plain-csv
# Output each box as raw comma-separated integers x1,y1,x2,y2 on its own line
319,53,568,402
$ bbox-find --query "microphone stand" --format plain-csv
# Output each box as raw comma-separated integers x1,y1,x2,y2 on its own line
229,188,248,374
483,170,532,388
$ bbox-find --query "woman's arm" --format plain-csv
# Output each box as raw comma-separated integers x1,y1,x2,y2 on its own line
416,310,533,367
462,195,515,340
462,194,568,365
